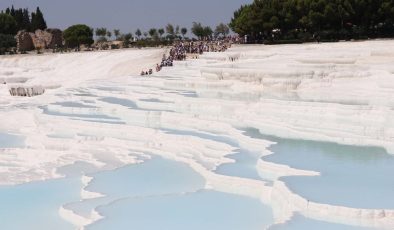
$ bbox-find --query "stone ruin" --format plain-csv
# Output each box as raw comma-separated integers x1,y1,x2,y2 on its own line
15,29,63,52
14,31,34,52
46,29,63,48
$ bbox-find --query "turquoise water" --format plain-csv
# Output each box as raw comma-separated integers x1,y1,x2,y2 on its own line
52,101,97,108
88,190,274,230
269,213,373,230
99,97,138,108
244,128,394,209
216,149,262,180
0,178,82,230
86,157,205,198
66,157,206,219
99,97,174,112
0,157,208,230
163,129,264,180
0,133,24,148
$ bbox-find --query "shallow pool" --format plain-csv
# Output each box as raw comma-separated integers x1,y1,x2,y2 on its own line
87,190,274,230
0,132,25,148
66,156,206,219
0,177,82,230
52,101,97,108
99,97,138,108
86,156,205,198
216,149,263,180
163,129,264,180
269,213,373,230
244,128,394,209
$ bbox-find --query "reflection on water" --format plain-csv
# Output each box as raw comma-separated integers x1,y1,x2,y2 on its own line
244,128,394,209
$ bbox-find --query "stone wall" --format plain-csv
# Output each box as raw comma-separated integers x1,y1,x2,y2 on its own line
46,29,63,48
30,30,47,50
15,29,63,52
15,31,34,52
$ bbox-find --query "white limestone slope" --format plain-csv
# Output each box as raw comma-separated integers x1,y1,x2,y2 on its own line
0,48,164,92
200,41,394,153
0,42,393,229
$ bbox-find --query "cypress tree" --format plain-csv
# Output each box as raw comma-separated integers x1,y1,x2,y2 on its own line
10,5,15,17
22,8,31,31
14,8,24,31
2,6,49,32
31,12,36,30
36,7,46,30
31,7,46,31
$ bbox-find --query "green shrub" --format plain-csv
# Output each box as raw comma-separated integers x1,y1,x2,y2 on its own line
63,24,94,48
0,33,16,54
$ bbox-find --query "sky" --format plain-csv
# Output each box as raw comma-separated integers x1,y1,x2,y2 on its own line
0,0,252,34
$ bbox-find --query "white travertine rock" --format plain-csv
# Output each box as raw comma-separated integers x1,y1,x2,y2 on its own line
1,42,394,229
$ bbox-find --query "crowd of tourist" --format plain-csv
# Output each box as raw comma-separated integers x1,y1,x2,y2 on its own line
169,40,233,60
141,38,235,76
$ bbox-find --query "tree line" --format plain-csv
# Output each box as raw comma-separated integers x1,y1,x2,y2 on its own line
230,0,394,42
93,22,230,43
0,6,48,54
62,22,230,49
1,6,47,34
0,5,231,53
